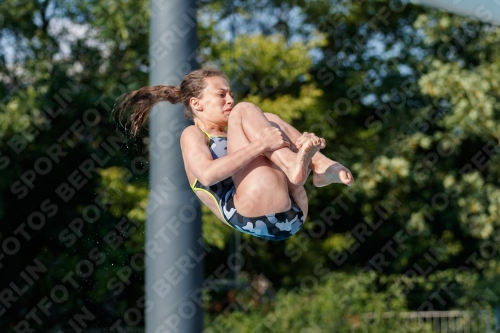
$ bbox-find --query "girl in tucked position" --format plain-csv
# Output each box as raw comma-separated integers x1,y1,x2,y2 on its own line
118,68,353,240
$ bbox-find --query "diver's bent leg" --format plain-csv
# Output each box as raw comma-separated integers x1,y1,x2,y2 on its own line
226,109,292,217
264,112,354,187
230,102,320,185
287,182,308,220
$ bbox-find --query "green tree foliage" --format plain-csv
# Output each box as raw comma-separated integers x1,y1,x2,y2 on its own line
409,11,500,302
2,0,500,331
201,0,500,317
205,272,408,333
0,0,150,329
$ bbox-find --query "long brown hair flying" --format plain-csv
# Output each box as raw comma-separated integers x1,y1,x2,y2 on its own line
115,68,226,136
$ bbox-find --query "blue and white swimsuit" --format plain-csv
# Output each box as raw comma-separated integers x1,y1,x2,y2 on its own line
190,131,304,241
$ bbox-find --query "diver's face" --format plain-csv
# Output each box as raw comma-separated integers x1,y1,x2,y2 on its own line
194,76,234,124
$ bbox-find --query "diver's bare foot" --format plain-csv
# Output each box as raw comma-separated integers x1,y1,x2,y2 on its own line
313,161,354,187
289,136,323,185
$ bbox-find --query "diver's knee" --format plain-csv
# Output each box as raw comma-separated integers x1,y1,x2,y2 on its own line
263,112,282,123
232,102,260,116
263,112,284,129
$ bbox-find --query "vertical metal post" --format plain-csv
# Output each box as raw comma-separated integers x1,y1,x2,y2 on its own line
228,0,241,293
230,0,242,288
146,0,202,332
494,304,500,332
486,311,492,333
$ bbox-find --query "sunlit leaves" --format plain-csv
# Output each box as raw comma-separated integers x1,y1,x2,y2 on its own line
244,83,323,122
201,205,231,249
205,33,316,98
206,272,408,332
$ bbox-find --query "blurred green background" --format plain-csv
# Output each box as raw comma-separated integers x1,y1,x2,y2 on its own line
1,0,499,331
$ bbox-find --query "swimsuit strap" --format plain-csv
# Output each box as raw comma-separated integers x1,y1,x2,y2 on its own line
201,130,211,140
200,129,227,139
201,130,212,150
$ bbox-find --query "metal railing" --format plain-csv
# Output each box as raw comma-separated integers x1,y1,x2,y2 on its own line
48,310,495,332
360,310,493,333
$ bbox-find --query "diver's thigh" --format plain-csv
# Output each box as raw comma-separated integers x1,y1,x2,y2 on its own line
232,156,292,217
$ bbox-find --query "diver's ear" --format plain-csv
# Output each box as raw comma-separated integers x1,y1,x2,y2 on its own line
190,97,203,111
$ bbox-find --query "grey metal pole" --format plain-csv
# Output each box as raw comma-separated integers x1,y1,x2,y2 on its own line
146,0,202,332
411,0,500,25
494,304,500,332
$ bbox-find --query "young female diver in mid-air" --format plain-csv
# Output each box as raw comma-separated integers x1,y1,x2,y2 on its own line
117,68,353,240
